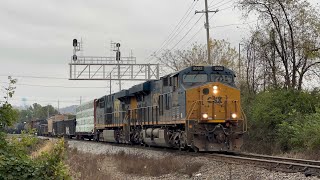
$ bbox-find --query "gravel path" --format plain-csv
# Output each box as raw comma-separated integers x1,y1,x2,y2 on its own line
67,140,319,180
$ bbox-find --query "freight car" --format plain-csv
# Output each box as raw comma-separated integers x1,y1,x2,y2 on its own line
47,114,68,136
94,66,247,152
38,124,48,136
52,119,76,138
75,101,95,140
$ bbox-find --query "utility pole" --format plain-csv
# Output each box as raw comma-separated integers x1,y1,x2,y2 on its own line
195,0,218,65
109,72,112,95
47,105,49,119
239,43,243,79
80,96,82,105
58,100,60,114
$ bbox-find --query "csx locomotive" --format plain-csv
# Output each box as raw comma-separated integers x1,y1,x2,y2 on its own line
32,66,246,152
94,65,247,152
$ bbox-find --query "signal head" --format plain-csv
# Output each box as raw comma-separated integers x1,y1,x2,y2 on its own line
73,39,78,47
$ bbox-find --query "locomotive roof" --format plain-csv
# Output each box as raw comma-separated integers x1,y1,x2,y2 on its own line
100,66,236,100
162,66,235,78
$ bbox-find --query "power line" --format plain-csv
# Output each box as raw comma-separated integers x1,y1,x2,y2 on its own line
210,20,258,29
169,14,205,50
157,0,230,57
0,81,109,89
148,0,217,63
179,13,217,49
208,0,226,8
218,5,234,11
209,0,234,9
10,98,80,103
180,19,258,49
14,95,91,102
0,74,67,80
146,1,198,63
148,13,197,63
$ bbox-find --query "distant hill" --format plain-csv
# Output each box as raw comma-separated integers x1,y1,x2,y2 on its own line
59,105,78,115
13,105,28,110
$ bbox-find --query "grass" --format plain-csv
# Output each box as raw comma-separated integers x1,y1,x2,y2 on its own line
279,151,320,161
31,139,54,158
65,148,112,180
65,147,203,179
112,150,203,177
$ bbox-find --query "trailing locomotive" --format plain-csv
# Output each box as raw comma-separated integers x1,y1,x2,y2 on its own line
94,66,247,152
33,66,246,152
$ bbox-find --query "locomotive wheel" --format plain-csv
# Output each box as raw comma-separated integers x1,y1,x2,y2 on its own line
192,147,199,153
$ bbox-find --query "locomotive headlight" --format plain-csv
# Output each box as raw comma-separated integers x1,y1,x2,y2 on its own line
231,113,237,119
213,86,218,94
202,113,208,119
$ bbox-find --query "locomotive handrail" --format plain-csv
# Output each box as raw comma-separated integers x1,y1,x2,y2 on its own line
240,106,248,132
185,100,201,121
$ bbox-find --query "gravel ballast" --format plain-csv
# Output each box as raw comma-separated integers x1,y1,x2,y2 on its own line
67,140,319,180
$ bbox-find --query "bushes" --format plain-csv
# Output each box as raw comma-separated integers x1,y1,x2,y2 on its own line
243,89,320,154
0,132,70,180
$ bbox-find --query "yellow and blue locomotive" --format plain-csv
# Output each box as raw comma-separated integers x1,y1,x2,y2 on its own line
94,66,246,152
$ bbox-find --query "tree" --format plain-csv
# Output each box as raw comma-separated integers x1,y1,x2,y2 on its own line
0,76,19,128
156,39,239,73
19,104,59,123
238,0,320,90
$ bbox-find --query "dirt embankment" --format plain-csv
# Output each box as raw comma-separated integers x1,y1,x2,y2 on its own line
66,140,319,180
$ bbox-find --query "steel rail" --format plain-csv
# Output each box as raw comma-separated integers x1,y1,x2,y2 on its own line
38,135,320,176
238,153,320,166
209,153,320,176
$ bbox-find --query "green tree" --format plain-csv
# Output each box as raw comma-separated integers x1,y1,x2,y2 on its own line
244,89,320,153
156,39,239,74
238,0,320,90
0,76,19,129
19,104,59,123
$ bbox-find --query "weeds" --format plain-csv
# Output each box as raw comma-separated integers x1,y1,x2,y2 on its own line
65,148,112,180
65,148,203,179
113,150,203,177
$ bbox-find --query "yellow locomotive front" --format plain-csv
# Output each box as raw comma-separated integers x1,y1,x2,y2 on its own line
183,66,246,152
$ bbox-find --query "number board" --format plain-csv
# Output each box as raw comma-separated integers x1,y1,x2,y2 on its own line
192,66,204,71
212,66,224,71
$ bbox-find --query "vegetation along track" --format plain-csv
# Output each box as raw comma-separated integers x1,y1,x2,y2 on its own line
40,136,320,177
208,153,320,177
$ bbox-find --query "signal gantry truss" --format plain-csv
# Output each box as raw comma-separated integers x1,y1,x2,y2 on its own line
69,56,160,81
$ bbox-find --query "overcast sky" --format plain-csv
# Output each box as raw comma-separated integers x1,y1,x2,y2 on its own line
0,0,318,109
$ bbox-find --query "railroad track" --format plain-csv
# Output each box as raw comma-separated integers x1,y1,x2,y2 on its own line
209,153,320,177
40,136,320,176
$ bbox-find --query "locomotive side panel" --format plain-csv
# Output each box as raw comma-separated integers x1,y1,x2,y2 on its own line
92,66,246,151
95,96,106,129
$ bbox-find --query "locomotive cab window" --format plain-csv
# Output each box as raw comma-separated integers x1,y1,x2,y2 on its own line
99,100,105,108
172,76,179,91
183,74,207,83
211,74,233,84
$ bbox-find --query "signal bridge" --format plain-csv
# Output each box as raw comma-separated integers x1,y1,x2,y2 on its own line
69,39,160,82
69,57,159,80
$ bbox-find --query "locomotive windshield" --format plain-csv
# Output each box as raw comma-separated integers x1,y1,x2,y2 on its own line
183,74,207,83
211,74,233,84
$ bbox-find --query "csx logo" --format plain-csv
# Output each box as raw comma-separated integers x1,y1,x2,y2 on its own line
208,97,222,104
